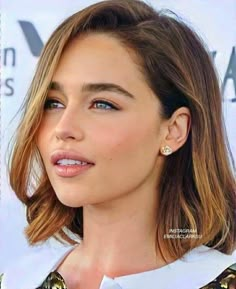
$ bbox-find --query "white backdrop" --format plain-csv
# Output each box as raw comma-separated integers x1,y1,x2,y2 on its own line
1,0,235,272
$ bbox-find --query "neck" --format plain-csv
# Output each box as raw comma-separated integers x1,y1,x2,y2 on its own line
77,188,166,277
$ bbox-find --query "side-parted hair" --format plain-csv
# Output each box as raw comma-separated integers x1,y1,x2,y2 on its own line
9,0,236,261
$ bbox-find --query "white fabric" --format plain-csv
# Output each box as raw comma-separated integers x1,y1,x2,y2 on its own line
2,244,236,289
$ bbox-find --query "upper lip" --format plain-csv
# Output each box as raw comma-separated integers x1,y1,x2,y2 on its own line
51,150,95,165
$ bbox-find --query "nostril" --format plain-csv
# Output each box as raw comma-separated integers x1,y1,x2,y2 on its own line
55,133,76,141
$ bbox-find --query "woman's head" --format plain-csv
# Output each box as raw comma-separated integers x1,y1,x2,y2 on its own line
9,0,236,261
36,33,183,209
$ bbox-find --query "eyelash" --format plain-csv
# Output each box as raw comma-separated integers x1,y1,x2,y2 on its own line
44,98,119,111
44,99,63,110
91,99,119,110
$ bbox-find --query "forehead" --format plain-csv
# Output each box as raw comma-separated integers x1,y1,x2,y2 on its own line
49,32,160,110
52,33,150,92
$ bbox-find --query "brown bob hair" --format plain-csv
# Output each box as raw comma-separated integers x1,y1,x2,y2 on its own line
9,0,236,261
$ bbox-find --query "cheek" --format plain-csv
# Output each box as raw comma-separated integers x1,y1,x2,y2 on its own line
91,118,162,198
94,118,160,162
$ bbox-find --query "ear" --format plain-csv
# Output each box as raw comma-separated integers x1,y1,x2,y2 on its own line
160,107,191,155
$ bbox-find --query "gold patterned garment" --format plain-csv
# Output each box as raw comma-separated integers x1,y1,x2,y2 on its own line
36,272,67,289
1,264,235,289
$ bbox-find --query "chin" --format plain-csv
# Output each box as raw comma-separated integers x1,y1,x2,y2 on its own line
53,190,87,208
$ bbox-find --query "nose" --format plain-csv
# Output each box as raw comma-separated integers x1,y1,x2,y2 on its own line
55,106,85,141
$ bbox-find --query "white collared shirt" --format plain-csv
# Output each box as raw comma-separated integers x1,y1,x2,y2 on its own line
1,243,236,289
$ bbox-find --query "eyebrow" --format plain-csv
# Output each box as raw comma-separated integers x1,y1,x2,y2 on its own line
48,81,135,99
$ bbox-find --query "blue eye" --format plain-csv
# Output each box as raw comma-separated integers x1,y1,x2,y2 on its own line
44,98,64,110
92,100,118,110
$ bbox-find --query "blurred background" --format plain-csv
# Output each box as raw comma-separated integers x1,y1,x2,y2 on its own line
1,0,235,272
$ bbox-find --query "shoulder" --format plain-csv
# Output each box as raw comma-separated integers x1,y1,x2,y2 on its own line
1,243,75,289
200,263,236,288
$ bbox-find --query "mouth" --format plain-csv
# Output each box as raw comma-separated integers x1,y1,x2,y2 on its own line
51,151,95,177
56,158,92,166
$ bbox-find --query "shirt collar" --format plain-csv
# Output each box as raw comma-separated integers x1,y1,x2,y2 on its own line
101,246,236,289
2,244,236,289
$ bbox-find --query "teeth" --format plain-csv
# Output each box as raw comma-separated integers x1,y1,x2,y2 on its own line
57,159,89,166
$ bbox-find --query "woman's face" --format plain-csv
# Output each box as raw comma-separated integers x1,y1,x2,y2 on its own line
37,33,166,207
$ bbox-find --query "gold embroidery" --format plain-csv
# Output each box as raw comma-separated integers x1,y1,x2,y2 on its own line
37,271,67,289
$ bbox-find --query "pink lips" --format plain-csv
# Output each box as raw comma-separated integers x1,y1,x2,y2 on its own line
51,150,95,178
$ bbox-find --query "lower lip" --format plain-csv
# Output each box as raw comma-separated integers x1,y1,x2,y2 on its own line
54,164,94,177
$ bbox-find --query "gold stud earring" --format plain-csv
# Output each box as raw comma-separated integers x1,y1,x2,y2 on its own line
160,145,172,156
